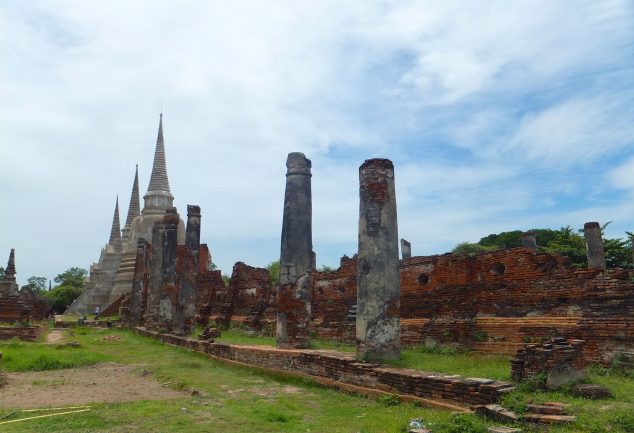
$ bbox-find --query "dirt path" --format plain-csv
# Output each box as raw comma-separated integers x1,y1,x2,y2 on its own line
0,363,188,409
46,330,64,344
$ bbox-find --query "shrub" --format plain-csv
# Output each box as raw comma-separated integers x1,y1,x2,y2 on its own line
377,393,401,407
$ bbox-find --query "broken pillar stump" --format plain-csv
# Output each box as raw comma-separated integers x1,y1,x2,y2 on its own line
356,158,401,362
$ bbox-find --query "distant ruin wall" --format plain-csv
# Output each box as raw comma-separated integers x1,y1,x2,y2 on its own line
306,248,633,364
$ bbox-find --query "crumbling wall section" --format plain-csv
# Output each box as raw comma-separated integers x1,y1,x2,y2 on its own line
310,255,357,342
226,262,272,328
304,247,633,363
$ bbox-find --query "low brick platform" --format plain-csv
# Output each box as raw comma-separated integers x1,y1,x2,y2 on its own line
133,327,514,408
0,326,41,341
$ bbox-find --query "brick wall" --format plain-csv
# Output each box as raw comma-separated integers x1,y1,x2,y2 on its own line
303,248,633,363
217,262,271,328
0,326,41,341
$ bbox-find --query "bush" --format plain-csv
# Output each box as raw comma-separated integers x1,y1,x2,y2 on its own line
377,393,401,407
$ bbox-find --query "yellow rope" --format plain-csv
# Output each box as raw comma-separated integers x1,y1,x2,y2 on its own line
21,405,92,412
0,409,91,425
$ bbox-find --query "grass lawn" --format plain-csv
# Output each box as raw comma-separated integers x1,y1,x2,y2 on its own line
0,327,632,432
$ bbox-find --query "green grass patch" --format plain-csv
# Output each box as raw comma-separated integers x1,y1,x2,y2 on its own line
386,346,510,380
1,328,632,432
0,339,110,372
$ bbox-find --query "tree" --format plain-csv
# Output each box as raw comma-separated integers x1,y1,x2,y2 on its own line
542,225,587,268
318,265,335,272
266,260,280,287
43,285,83,313
0,266,4,280
27,276,48,294
54,267,87,288
452,242,494,256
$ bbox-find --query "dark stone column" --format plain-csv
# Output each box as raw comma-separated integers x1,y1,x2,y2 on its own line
584,222,606,270
356,158,400,361
176,205,201,334
158,207,180,331
144,221,164,328
521,231,537,251
400,239,411,259
276,152,313,349
128,238,148,326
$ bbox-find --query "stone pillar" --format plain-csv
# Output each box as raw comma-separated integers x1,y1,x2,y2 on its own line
144,221,164,327
176,205,201,334
128,238,148,326
400,239,411,259
584,222,606,270
357,159,400,361
158,207,180,331
276,152,313,349
521,231,537,251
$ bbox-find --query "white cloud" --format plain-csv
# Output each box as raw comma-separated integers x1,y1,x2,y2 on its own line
0,0,633,283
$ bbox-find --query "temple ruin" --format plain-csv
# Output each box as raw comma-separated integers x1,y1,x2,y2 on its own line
54,144,632,368
67,114,185,315
0,249,48,326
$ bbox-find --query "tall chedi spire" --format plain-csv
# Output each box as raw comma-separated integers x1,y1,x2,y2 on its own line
109,197,123,253
5,249,16,282
143,113,174,215
121,165,141,239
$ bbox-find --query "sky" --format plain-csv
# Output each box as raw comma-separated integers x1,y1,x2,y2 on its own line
1,0,633,287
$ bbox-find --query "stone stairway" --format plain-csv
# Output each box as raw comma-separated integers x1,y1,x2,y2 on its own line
107,250,137,305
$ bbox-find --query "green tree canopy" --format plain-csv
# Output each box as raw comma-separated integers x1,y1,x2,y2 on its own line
43,285,83,313
54,267,87,288
452,242,494,256
27,276,48,294
453,225,633,269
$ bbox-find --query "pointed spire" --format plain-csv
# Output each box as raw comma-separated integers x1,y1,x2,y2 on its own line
142,113,174,215
4,249,16,282
109,196,121,245
147,113,171,194
122,165,141,239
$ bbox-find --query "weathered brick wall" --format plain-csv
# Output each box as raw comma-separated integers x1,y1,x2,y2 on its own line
310,255,357,342
135,327,514,406
303,248,633,363
0,326,41,341
195,245,226,325
0,280,31,323
225,262,271,328
511,338,586,381
18,287,49,320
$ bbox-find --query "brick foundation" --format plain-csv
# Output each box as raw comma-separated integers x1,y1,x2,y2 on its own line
0,326,41,341
133,327,514,407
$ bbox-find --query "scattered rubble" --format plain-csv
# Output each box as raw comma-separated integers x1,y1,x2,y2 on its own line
475,401,576,426
95,335,123,343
